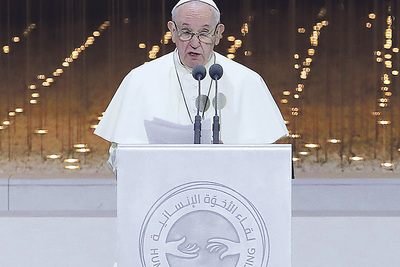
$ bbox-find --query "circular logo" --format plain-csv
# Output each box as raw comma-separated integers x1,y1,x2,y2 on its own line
139,181,270,267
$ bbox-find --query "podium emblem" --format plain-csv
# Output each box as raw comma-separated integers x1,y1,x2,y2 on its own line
139,181,270,266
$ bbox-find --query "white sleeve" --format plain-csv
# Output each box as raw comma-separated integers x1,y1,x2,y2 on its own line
107,142,118,173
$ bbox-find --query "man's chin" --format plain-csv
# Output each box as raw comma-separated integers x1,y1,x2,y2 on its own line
183,58,204,69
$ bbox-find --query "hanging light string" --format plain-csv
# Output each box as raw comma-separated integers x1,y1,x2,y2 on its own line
0,23,37,132
1,23,36,56
283,19,329,163
368,7,399,169
1,21,109,133
1,20,110,171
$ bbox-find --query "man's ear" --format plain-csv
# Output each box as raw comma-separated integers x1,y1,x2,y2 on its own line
214,24,225,46
167,21,177,44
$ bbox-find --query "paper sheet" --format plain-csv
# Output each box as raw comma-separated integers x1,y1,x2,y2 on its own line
144,117,211,144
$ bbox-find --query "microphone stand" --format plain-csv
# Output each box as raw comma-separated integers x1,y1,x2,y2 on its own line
194,77,202,144
212,80,220,144
209,63,223,144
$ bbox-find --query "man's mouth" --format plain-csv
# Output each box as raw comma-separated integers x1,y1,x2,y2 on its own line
188,52,201,56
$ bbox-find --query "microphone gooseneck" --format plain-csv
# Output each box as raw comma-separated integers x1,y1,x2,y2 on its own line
192,64,207,144
209,64,223,144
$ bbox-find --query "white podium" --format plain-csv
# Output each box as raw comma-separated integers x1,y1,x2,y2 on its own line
116,145,292,267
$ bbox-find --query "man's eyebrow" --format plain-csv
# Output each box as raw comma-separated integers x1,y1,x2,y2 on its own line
181,23,212,28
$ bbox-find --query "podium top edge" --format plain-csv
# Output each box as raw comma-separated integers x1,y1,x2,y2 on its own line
118,144,292,150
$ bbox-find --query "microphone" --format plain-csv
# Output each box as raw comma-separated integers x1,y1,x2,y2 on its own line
209,64,223,144
192,64,206,144
192,64,206,81
209,63,223,81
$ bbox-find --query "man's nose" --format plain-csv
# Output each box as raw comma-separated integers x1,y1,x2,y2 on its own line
189,35,201,48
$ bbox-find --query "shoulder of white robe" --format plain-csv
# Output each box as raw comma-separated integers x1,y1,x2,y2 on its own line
94,52,175,143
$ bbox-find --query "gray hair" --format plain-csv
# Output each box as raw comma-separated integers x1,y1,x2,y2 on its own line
171,0,220,24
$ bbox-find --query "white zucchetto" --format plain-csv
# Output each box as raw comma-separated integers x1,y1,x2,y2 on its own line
172,0,220,13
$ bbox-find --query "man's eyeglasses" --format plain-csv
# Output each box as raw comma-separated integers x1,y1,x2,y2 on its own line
173,21,218,44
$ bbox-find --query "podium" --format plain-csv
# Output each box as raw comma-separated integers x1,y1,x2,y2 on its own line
116,145,292,267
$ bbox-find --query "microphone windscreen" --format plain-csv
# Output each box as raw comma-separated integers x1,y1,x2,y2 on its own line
209,64,223,80
192,64,207,80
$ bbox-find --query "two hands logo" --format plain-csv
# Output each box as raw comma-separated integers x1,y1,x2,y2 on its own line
163,236,241,260
139,181,269,267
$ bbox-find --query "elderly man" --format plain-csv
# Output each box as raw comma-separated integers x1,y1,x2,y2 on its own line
95,0,288,171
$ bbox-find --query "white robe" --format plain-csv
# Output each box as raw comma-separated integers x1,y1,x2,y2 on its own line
95,50,288,145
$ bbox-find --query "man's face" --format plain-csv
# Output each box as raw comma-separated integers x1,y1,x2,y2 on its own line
168,2,224,69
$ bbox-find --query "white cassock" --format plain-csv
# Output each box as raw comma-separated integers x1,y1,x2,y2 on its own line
95,49,288,170
95,49,288,143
